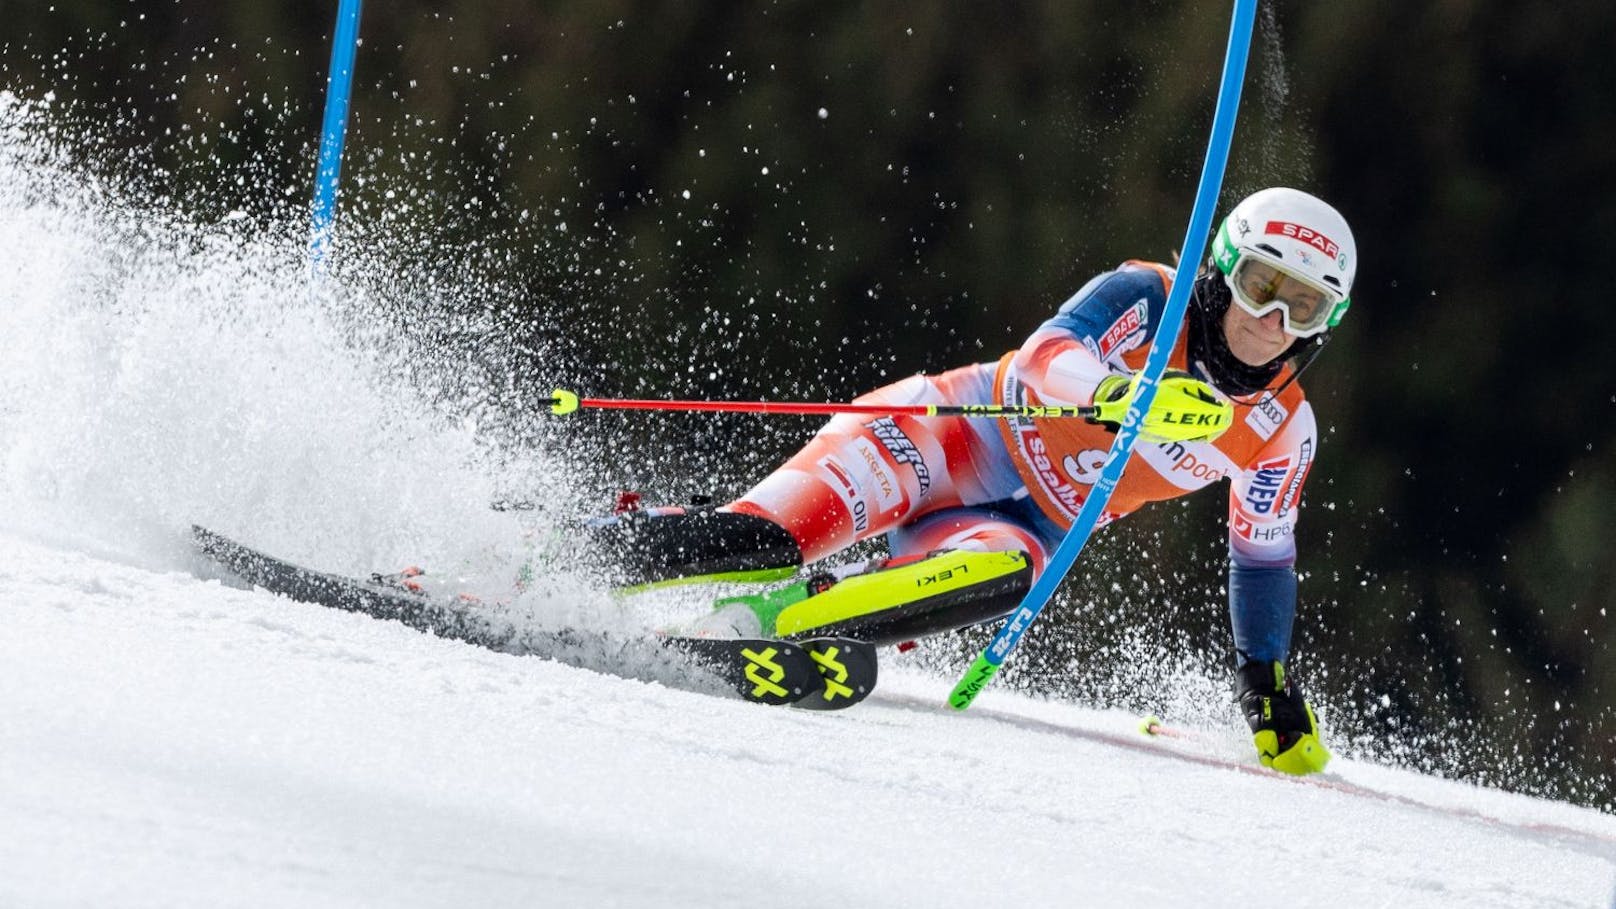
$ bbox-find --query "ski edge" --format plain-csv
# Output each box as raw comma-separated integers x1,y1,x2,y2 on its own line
190,524,876,710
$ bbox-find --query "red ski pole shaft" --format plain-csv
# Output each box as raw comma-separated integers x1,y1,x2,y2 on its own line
544,388,1096,420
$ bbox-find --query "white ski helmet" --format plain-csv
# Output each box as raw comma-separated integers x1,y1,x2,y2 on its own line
1211,188,1356,337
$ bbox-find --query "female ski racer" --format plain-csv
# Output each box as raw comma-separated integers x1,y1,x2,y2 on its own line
588,187,1356,775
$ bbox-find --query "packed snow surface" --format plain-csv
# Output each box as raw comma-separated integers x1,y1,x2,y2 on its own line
3,533,1614,909
3,88,1614,908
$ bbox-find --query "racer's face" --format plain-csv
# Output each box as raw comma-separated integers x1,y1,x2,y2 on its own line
1224,257,1341,337
1222,300,1292,366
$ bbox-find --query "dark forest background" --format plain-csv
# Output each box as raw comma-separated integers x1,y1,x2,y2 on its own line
4,0,1612,805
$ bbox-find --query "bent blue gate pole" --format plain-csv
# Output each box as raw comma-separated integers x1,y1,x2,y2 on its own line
310,0,365,271
949,0,1260,710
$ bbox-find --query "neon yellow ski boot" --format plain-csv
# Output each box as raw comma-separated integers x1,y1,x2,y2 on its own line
1235,660,1331,775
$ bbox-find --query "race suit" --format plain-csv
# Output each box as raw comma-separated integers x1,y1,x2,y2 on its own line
726,261,1317,664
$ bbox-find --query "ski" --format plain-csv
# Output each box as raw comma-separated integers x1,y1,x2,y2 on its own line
191,525,876,709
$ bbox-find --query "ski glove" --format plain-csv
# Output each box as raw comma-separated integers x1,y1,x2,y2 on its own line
1235,660,1331,775
1090,370,1233,444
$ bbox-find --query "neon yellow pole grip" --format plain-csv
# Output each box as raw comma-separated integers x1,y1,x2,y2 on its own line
550,388,580,414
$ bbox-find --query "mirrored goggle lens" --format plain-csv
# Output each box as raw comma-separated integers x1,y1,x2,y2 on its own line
1228,257,1341,336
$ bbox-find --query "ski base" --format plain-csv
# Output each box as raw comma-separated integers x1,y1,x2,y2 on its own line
191,525,876,710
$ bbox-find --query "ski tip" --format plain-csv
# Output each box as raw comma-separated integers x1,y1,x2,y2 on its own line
190,524,226,553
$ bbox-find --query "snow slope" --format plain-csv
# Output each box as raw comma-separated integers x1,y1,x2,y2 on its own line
4,532,1614,909
4,89,1615,908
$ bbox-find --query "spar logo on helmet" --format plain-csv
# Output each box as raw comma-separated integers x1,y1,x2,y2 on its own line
1265,220,1339,260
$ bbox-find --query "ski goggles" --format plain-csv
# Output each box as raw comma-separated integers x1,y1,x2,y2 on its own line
1224,256,1349,338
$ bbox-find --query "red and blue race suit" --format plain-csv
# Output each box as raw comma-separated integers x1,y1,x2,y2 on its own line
725,261,1317,664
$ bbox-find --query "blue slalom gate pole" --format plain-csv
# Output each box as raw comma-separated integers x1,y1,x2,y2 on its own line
949,0,1260,710
310,0,365,270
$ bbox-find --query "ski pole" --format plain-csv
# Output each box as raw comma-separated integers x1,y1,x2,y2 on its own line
543,388,1098,420
947,0,1260,710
